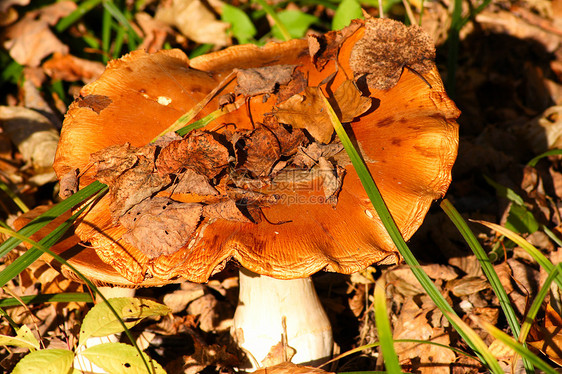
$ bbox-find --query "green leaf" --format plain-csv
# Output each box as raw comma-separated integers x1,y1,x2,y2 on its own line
79,342,166,374
0,325,40,350
222,4,257,44
332,0,363,30
12,349,74,374
272,10,318,40
79,298,170,345
505,203,539,235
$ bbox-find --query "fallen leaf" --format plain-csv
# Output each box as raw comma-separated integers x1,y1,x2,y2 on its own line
91,143,170,220
275,87,334,144
0,106,59,178
135,12,172,53
528,304,562,365
156,130,229,178
0,0,30,13
76,95,113,114
276,69,308,103
292,142,344,169
3,2,76,67
253,362,333,374
202,199,253,223
43,53,105,83
349,17,435,90
260,341,296,368
155,0,229,46
120,197,203,258
316,157,344,202
331,79,372,122
262,116,308,157
235,127,281,177
307,22,362,71
235,65,297,97
171,169,219,196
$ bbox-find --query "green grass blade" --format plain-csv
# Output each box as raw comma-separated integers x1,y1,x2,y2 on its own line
102,0,141,43
528,149,562,167
0,292,93,307
0,206,88,288
0,181,28,213
0,181,107,259
374,281,401,373
518,264,561,344
475,220,562,289
481,321,558,374
101,6,112,63
253,0,291,41
55,0,104,33
441,199,534,373
318,88,500,371
444,312,505,373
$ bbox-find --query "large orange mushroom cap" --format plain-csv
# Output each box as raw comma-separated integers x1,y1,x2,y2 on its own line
52,18,459,285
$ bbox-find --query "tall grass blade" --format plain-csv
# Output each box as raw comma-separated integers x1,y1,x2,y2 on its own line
475,220,562,288
318,88,500,371
374,281,401,373
253,0,291,41
518,264,561,344
441,199,534,373
0,181,107,259
0,292,93,307
0,181,28,213
480,320,558,374
55,0,104,33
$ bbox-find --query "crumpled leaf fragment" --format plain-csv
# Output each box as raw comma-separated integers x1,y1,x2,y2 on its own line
292,142,344,169
262,116,308,157
276,69,308,103
43,53,105,83
202,199,252,223
331,79,372,122
528,303,562,365
308,22,362,71
120,197,203,258
234,65,297,97
235,127,281,177
275,87,334,144
316,157,345,202
59,168,79,198
156,130,229,178
350,17,435,90
91,143,170,220
172,169,219,196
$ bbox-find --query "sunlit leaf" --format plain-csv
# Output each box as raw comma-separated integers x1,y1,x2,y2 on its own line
12,349,73,374
79,298,171,345
79,342,166,374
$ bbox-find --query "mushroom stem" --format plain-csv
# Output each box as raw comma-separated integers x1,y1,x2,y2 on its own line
74,286,136,373
232,269,333,370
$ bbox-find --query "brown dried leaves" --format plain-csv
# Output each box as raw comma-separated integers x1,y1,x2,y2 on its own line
275,80,371,143
156,130,229,178
350,17,435,90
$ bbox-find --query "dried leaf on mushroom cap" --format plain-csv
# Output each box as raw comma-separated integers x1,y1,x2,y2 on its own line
52,18,459,285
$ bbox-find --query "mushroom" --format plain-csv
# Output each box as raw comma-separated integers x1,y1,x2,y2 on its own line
29,17,459,371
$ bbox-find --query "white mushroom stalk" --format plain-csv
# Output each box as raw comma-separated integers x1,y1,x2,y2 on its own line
74,286,136,373
232,269,333,371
